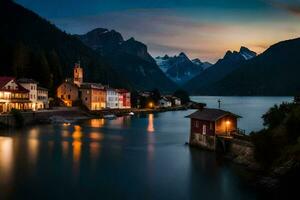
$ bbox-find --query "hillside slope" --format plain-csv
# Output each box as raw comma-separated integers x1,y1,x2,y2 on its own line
197,38,300,96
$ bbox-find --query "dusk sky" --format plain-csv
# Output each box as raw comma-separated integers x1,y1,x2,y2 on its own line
16,0,300,62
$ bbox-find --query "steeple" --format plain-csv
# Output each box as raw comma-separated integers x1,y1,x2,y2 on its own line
73,61,83,86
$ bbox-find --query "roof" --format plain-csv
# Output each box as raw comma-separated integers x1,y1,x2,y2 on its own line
80,83,104,90
185,108,241,121
0,77,29,93
160,97,172,102
17,78,38,84
0,77,15,89
37,86,48,91
116,89,129,93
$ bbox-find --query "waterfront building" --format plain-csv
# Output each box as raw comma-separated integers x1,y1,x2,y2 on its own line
80,83,106,110
56,80,79,107
0,77,31,113
159,97,172,108
57,62,130,110
117,89,131,109
37,86,49,109
173,97,181,106
18,78,38,110
18,78,49,110
106,87,119,109
186,108,241,150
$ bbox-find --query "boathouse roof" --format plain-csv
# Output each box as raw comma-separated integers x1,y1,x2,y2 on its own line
185,108,241,121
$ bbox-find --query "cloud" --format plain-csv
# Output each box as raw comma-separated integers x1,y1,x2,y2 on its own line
51,6,300,62
265,0,300,16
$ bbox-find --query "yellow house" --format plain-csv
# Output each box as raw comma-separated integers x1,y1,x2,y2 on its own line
80,83,106,110
56,80,79,107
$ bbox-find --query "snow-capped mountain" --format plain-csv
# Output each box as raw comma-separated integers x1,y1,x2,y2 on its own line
155,53,212,85
184,46,257,94
192,58,213,70
239,46,257,60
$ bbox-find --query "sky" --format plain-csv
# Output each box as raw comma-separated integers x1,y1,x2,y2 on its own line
16,0,300,63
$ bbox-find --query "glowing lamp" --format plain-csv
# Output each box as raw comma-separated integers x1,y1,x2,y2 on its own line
149,102,154,108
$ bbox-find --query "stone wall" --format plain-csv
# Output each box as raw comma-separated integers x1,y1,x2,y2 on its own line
0,108,88,127
227,138,260,170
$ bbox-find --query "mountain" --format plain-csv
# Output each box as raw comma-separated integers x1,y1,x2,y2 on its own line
0,0,130,94
77,29,177,92
239,46,257,60
191,38,300,96
192,59,212,70
184,46,256,94
155,52,212,85
76,28,124,55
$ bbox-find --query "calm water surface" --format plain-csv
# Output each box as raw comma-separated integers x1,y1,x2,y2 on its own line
0,97,291,199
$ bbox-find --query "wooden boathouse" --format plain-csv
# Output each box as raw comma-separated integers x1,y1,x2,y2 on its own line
186,108,242,151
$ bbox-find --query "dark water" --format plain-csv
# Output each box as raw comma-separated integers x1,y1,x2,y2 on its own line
0,110,258,200
192,96,292,133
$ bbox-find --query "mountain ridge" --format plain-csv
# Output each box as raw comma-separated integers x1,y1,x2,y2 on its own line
77,28,177,92
184,46,256,93
155,52,212,85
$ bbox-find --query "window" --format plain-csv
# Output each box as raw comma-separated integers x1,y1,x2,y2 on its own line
85,97,88,101
203,125,207,135
68,95,71,100
195,121,199,128
210,122,213,130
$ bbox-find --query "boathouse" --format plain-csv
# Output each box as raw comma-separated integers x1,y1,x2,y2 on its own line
186,108,241,150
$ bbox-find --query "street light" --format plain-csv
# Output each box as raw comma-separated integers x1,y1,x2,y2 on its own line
148,102,154,109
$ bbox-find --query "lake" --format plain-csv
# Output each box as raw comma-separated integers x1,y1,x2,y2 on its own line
0,97,292,199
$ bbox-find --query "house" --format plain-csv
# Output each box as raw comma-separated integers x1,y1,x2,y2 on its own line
57,80,79,107
80,83,106,110
0,77,31,113
186,108,241,150
18,78,38,110
164,95,181,107
159,97,172,108
173,97,181,106
106,87,119,109
117,89,131,109
294,96,300,104
57,62,130,110
37,86,49,109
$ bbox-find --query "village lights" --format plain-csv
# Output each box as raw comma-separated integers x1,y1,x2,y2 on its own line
226,120,230,135
149,102,154,109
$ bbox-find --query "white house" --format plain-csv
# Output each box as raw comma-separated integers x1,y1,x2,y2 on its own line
37,86,49,109
173,97,181,106
18,78,38,110
106,87,119,109
159,97,172,108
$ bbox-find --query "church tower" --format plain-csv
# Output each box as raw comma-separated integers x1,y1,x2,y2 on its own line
73,62,83,86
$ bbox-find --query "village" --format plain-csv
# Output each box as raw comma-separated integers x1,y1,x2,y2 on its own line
0,62,183,117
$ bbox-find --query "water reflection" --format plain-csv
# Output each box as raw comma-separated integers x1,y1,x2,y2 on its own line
72,125,82,178
90,119,105,128
0,137,14,184
147,114,155,132
27,128,39,165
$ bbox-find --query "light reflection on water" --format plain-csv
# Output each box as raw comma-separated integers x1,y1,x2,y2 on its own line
0,105,268,200
0,137,14,184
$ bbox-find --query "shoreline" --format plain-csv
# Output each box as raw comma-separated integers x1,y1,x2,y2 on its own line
0,105,189,128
